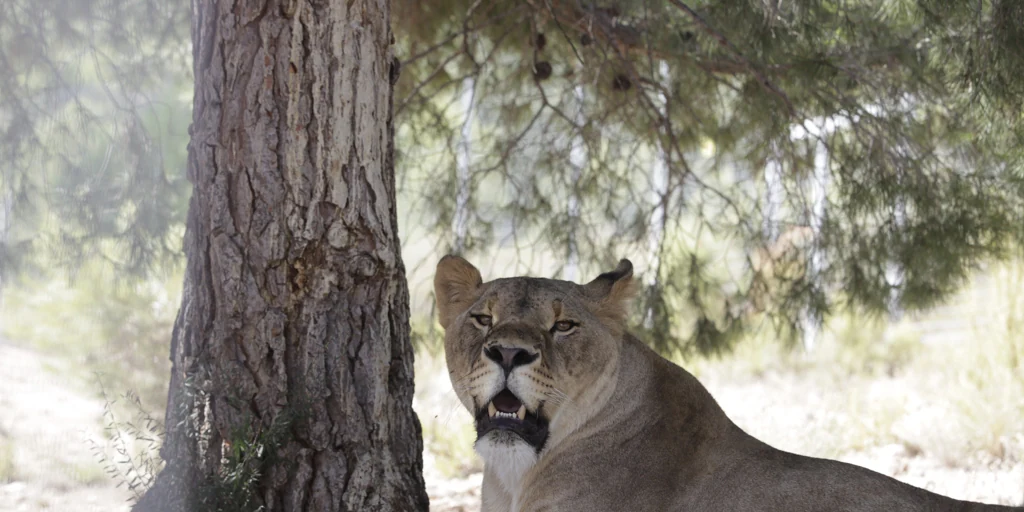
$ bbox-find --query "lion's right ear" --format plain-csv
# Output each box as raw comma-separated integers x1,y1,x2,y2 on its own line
434,255,483,329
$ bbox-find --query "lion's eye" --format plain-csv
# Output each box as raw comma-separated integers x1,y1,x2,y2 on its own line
471,314,492,328
551,320,578,333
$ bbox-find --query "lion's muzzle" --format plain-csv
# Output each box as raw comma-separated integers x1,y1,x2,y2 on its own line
475,388,550,452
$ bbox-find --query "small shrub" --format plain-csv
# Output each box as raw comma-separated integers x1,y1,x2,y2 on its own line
91,383,165,502
199,411,294,512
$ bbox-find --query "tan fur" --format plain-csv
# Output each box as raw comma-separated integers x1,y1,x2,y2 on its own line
435,256,1022,512
585,259,639,334
435,255,484,328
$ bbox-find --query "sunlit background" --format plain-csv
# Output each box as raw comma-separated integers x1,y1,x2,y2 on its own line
2,0,1024,510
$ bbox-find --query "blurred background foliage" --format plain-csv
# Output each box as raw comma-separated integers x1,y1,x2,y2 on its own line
391,0,1024,353
1,0,1024,410
0,0,192,280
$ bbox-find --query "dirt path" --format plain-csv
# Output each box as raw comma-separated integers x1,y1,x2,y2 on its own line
0,341,131,512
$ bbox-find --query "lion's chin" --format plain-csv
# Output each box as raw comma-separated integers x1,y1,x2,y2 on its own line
474,388,550,453
474,432,541,495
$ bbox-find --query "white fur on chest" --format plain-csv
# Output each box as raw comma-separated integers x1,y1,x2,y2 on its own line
475,433,539,504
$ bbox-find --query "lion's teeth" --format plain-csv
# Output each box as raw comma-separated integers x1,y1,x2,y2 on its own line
489,402,527,421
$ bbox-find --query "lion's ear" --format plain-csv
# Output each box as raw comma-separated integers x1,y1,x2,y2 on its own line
584,259,638,326
434,255,483,329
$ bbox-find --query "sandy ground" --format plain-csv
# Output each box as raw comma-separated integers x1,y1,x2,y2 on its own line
0,341,131,512
1,341,1021,511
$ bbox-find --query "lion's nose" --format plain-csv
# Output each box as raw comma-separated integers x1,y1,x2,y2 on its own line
484,345,538,374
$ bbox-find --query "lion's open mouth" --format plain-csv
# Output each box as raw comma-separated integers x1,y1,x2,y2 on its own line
475,388,549,451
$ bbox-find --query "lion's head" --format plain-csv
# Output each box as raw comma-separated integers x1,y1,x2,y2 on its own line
434,256,637,489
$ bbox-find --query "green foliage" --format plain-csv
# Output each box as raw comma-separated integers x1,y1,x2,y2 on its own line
821,257,1024,464
89,371,301,511
198,411,295,512
0,0,192,281
669,255,1024,468
632,248,751,356
394,0,1024,352
5,0,1024,355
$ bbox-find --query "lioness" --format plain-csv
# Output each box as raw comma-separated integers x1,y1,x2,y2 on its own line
434,255,1022,512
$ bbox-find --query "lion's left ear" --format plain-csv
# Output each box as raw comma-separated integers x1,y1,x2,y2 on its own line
584,259,638,325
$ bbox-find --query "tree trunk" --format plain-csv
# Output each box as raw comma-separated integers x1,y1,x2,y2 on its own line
135,0,428,510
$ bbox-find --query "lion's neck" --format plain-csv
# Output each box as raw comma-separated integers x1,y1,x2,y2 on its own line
520,335,656,473
538,334,734,465
544,354,626,449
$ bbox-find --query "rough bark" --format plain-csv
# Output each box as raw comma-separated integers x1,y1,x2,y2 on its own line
134,0,428,510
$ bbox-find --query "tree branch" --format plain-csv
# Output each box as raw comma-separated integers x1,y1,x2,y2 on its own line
665,0,796,117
